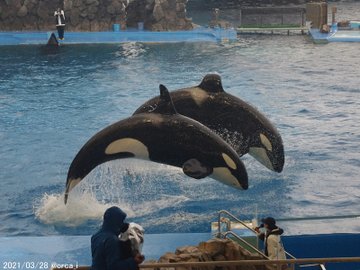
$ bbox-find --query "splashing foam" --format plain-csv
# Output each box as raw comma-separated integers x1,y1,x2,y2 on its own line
213,128,247,155
34,192,134,227
34,160,191,227
115,42,147,59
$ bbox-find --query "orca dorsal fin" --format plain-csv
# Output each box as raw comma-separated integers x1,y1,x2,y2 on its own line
159,84,172,102
198,74,224,93
153,84,177,115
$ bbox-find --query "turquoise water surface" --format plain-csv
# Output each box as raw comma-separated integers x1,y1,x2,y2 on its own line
1,32,360,236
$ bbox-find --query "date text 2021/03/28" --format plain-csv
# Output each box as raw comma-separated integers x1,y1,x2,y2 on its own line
3,261,79,269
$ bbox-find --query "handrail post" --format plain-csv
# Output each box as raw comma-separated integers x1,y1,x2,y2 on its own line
217,211,221,238
223,231,269,259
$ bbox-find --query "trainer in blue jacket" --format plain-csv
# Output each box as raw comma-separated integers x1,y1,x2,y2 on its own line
90,206,145,270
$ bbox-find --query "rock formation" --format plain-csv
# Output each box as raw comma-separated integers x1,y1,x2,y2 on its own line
127,0,193,31
63,0,128,31
0,0,324,31
0,0,192,31
146,238,268,270
0,0,62,31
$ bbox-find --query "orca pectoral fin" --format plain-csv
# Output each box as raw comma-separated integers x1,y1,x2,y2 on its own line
182,158,213,179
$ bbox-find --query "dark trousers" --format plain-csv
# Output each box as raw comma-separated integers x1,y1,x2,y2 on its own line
57,26,65,40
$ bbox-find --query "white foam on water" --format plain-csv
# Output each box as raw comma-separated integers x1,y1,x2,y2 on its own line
131,194,190,215
143,211,211,228
115,42,147,59
34,160,191,227
34,191,134,227
34,191,190,227
33,158,273,229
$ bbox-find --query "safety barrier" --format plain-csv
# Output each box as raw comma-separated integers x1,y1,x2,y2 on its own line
51,257,360,270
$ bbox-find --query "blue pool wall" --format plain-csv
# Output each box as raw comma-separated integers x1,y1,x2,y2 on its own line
1,233,359,270
283,233,360,270
0,28,237,46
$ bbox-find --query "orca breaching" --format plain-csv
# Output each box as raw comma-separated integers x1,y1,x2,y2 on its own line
135,74,284,173
64,74,284,204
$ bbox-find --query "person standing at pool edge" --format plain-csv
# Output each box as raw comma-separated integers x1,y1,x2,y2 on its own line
54,8,66,40
90,206,145,270
255,217,287,268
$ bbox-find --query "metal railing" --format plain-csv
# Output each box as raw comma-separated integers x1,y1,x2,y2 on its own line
217,210,295,269
217,210,327,270
217,210,297,258
60,257,360,270
223,230,268,259
217,210,257,236
139,257,360,269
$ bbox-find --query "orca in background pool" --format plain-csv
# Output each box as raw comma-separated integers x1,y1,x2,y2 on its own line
64,85,248,204
134,74,284,173
40,33,60,55
47,33,59,47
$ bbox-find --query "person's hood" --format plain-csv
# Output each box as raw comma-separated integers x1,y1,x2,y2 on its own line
102,206,128,235
261,217,276,229
269,227,284,236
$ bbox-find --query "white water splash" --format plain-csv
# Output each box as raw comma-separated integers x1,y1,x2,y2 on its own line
213,128,247,155
115,42,147,59
34,191,190,227
34,160,191,227
34,191,134,227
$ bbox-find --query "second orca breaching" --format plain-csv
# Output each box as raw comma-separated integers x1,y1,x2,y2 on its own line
64,85,248,204
134,74,285,173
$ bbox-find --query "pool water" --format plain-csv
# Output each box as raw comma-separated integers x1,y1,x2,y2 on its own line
0,33,360,236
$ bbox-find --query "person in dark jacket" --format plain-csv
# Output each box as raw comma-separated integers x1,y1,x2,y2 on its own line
90,206,145,270
255,217,286,261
